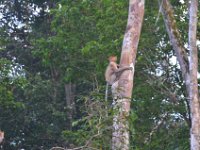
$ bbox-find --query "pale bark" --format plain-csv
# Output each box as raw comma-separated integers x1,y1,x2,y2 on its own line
161,0,200,149
112,0,144,149
65,83,76,130
188,0,200,149
161,0,190,93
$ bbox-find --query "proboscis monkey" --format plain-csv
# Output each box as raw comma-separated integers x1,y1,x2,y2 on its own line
105,55,132,100
0,131,4,144
105,56,119,85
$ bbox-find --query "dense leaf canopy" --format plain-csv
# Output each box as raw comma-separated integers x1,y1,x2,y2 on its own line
0,0,199,149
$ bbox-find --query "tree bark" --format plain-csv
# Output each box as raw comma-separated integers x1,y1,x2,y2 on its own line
161,0,200,149
112,0,144,149
161,0,190,93
65,83,76,130
188,0,200,149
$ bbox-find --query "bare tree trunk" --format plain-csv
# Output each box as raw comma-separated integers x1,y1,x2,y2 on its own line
188,0,200,149
112,0,144,149
161,0,190,93
161,0,200,149
65,83,76,130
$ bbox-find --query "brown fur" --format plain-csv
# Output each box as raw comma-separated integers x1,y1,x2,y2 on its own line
105,56,118,85
105,55,132,85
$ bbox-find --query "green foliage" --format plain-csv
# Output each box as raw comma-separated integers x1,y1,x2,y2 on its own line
0,0,198,149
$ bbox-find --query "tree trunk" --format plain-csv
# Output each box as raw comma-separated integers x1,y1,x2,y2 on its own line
188,0,200,149
161,0,190,93
112,0,144,149
65,83,76,130
161,0,200,149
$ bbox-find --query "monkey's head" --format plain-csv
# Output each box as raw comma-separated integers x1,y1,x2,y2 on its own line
108,55,117,62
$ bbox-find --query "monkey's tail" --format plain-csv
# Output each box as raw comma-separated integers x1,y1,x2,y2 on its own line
105,82,109,116
105,82,109,102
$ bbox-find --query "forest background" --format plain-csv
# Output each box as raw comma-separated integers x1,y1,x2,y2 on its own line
0,0,200,149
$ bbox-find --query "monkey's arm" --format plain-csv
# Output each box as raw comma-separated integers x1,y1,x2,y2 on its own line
114,66,132,73
114,66,133,80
